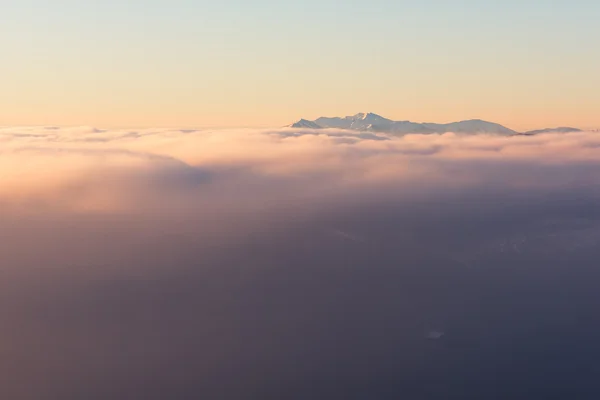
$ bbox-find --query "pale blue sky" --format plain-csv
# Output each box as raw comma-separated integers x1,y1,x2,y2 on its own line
2,0,599,128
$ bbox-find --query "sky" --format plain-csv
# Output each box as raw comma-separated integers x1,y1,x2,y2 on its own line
2,0,599,129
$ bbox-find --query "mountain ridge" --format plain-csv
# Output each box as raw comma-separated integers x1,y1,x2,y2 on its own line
520,127,582,136
288,113,582,136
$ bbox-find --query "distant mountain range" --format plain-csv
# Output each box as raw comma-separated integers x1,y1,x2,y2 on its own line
288,113,582,136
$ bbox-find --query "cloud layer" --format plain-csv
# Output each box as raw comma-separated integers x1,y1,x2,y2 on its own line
2,126,600,213
3,126,600,399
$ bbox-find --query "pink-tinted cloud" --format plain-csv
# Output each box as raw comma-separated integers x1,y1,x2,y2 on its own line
2,126,600,399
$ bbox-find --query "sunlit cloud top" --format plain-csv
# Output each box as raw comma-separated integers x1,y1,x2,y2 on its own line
2,125,600,215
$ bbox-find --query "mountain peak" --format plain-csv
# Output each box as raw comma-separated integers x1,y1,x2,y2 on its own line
288,119,322,129
352,112,385,120
352,112,373,119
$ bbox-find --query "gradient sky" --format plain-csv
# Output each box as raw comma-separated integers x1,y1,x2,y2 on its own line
2,0,599,129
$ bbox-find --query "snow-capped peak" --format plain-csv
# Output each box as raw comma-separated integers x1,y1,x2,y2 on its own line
352,112,381,121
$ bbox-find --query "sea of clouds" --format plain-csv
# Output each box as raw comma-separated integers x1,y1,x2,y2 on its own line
2,126,600,213
3,126,600,399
